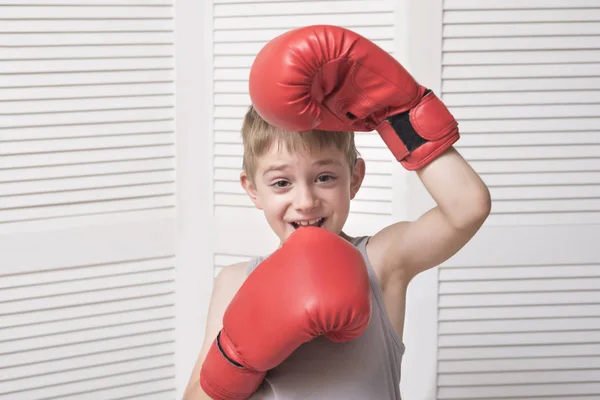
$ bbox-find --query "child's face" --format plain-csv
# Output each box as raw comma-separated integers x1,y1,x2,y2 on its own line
241,141,364,243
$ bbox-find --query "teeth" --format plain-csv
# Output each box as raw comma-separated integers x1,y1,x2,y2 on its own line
293,218,323,227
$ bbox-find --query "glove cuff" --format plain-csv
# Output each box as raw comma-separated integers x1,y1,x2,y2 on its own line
376,90,459,170
200,333,266,400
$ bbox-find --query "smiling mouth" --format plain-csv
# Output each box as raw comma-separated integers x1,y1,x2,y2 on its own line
291,218,325,229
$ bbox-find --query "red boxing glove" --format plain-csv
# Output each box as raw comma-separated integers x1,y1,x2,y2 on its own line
249,25,459,170
200,227,371,400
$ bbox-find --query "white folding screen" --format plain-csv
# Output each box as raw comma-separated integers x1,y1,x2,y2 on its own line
436,1,600,398
210,0,401,276
0,2,177,399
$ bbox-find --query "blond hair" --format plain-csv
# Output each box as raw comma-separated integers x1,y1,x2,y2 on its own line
241,105,360,180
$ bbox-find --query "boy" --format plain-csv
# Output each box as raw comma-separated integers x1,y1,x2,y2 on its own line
184,25,491,399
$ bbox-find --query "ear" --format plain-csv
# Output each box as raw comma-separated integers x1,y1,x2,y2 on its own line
350,158,366,200
240,171,263,210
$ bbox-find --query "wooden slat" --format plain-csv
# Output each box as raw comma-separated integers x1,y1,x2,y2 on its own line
1,133,174,155
0,108,174,129
0,195,175,223
439,343,600,360
444,9,600,24
444,0,600,9
0,19,173,33
0,70,174,87
214,14,395,30
444,22,600,37
214,0,393,17
443,77,600,93
439,356,600,373
214,26,394,43
440,304,600,321
0,32,173,46
0,44,174,60
0,6,171,19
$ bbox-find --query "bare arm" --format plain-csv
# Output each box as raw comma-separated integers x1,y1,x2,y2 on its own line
182,263,249,400
369,147,491,282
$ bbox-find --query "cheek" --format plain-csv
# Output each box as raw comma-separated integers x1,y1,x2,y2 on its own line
261,193,288,215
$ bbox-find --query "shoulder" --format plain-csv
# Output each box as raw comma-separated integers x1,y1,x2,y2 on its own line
213,261,250,298
364,221,412,284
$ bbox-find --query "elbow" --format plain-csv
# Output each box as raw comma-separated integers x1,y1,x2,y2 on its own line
449,185,492,231
473,186,492,226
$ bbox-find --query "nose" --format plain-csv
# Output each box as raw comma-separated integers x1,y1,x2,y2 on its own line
293,184,318,212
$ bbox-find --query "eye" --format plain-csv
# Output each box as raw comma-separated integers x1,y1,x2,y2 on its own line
271,180,290,188
317,174,336,183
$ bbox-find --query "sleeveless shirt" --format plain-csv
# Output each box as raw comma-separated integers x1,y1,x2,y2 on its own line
245,235,404,400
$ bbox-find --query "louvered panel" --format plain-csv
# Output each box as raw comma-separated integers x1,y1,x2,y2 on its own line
0,0,171,3
0,249,175,399
442,3,600,226
1,96,172,115
214,0,393,16
440,316,600,335
445,63,599,79
446,91,599,106
212,0,396,219
439,383,600,399
0,84,174,103
440,369,600,386
444,49,600,65
0,2,175,228
440,343,600,360
1,146,174,169
0,328,173,369
445,37,599,52
0,158,174,182
215,38,394,56
4,368,175,400
440,303,600,321
459,118,599,133
0,45,173,60
0,58,173,75
59,380,175,400
438,222,600,399
1,170,173,196
441,277,600,294
444,77,600,93
213,14,395,31
1,108,173,128
0,19,174,33
0,70,174,87
2,356,174,398
2,4,169,17
0,120,173,141
1,32,172,47
2,342,173,386
444,9,600,23
445,22,600,37
440,356,600,374
441,290,600,308
2,134,174,154
445,0,599,9
214,26,394,43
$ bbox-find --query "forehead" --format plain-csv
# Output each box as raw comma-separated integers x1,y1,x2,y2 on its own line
256,139,347,168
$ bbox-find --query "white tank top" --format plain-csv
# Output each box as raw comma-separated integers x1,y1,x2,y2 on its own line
246,236,404,400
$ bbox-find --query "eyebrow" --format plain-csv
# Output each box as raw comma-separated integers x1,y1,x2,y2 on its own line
313,158,343,167
262,158,343,176
263,164,290,175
